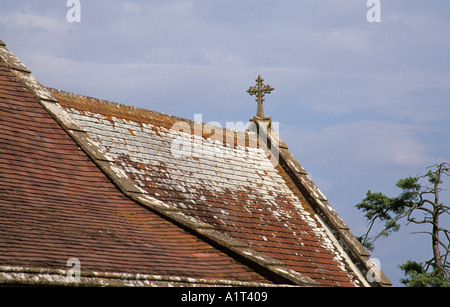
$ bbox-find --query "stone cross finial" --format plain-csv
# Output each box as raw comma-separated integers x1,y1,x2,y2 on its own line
247,75,274,121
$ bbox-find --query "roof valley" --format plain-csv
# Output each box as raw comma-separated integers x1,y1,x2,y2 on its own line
0,39,392,287
0,43,319,287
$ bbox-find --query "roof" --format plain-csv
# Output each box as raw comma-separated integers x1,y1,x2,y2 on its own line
0,39,391,287
0,42,271,287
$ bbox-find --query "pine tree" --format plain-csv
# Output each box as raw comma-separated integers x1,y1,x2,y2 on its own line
355,163,450,287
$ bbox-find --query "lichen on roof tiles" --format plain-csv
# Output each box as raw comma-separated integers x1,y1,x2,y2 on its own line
51,89,366,287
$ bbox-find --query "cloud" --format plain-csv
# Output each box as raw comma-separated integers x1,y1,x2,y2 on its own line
0,9,69,33
273,66,450,124
283,120,436,169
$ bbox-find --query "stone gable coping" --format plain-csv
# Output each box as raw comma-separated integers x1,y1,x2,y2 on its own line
254,120,392,287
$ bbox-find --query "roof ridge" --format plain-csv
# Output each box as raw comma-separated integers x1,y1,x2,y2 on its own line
48,87,255,136
48,87,265,150
47,87,193,124
0,42,318,286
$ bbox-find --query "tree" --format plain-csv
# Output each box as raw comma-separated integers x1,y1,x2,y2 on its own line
355,163,450,287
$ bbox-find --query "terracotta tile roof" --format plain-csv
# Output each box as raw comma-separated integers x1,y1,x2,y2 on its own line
0,54,272,286
0,39,391,287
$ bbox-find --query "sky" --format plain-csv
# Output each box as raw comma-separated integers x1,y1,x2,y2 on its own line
1,0,449,286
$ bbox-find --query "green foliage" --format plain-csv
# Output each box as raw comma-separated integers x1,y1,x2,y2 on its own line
355,163,450,286
354,187,409,251
399,260,450,287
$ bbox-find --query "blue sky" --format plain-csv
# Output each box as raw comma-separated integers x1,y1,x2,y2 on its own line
2,0,449,286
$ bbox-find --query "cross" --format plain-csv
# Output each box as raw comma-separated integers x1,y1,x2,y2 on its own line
247,75,274,120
